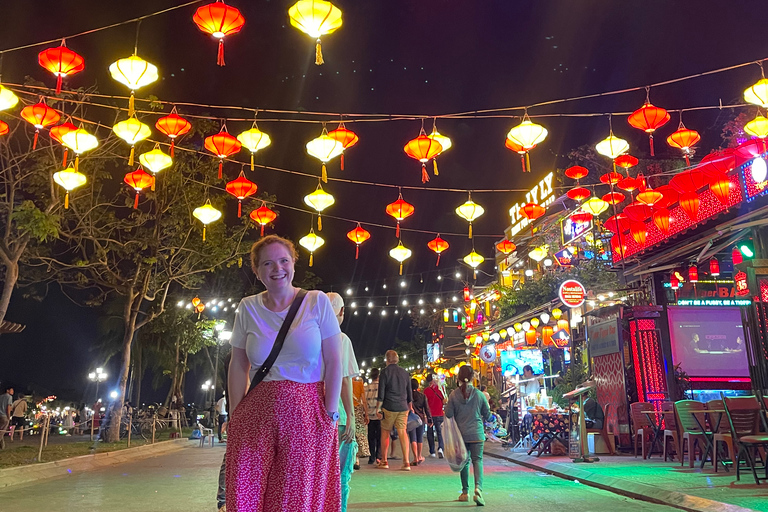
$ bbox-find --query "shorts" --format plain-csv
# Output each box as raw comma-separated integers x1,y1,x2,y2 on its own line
380,408,408,431
408,425,424,444
11,417,25,429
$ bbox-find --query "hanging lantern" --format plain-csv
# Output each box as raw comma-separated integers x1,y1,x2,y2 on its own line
299,229,325,267
506,137,537,171
670,272,680,290
652,208,671,236
50,121,78,166
123,168,154,209
627,101,670,156
528,246,547,262
513,322,523,332
20,100,60,149
611,236,627,259
604,214,628,233
614,154,638,171
139,144,173,180
428,125,452,153
571,210,593,224
53,163,86,209
226,172,258,217
0,121,8,137
193,199,223,241
427,235,450,266
557,318,570,334
688,264,699,283
551,308,562,320
709,173,731,205
672,169,709,195
463,251,485,279
306,128,344,183
678,192,700,221
0,85,19,111
60,126,99,170
617,176,639,192
506,115,548,173
744,114,768,141
495,239,516,255
386,192,415,237
667,121,701,167
653,185,679,209
623,202,653,222
455,193,484,238
567,186,591,202
744,77,768,108
303,182,335,230
582,197,609,216
599,171,623,186
193,0,246,66
518,203,546,236
530,317,540,328
595,132,630,161
732,246,743,265
155,108,192,157
328,122,358,171
204,125,241,179
249,202,277,236
346,223,370,259
564,165,589,181
630,221,647,245
38,40,85,95
389,240,412,275
112,116,151,166
602,192,626,205
751,156,768,184
709,257,720,277
404,129,442,182
636,187,664,206
541,326,554,346
525,329,537,346
288,0,343,65
236,124,272,171
191,296,202,308
109,55,159,116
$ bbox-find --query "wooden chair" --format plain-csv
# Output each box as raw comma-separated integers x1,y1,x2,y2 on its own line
675,400,708,468
707,399,734,472
630,402,655,458
662,401,679,462
587,403,615,455
723,396,768,484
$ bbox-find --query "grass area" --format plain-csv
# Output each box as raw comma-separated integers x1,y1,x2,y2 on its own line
0,428,194,469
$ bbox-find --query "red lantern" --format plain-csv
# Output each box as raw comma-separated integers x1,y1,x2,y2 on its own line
652,208,671,236
628,101,670,156
193,0,246,66
346,223,371,259
670,272,680,290
0,121,8,137
623,202,652,222
700,149,736,180
602,192,625,205
525,329,537,346
495,239,516,255
404,130,442,183
204,125,241,179
225,172,258,217
732,246,743,265
20,100,60,149
636,187,663,206
604,213,629,233
571,211,594,225
386,193,415,237
155,108,192,156
611,236,627,259
328,123,359,171
614,154,638,170
709,257,720,277
679,192,700,221
617,177,639,192
630,221,647,245
567,186,591,202
653,185,679,209
667,123,701,166
123,168,154,208
519,203,546,236
709,173,731,205
688,264,698,283
427,235,450,266
250,202,277,236
564,166,589,180
599,171,623,185
50,121,78,166
670,169,707,194
505,138,536,172
38,40,85,95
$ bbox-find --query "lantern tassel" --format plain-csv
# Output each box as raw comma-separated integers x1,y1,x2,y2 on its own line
128,93,135,117
64,192,69,210
202,226,206,242
238,256,243,268
238,200,242,218
151,177,155,192
433,159,439,176
33,130,39,150
396,222,400,238
128,146,135,166
468,223,472,239
520,154,526,173
74,155,79,171
250,153,255,172
260,224,265,237
525,152,531,173
170,139,175,157
474,269,477,279
341,152,345,171
62,148,68,167
649,134,655,157
309,253,314,267
436,254,441,266
322,163,327,183
134,192,140,209
55,75,63,95
217,40,225,66
355,245,359,260
318,215,322,231
684,154,691,167
218,160,223,179
315,38,324,66
399,262,403,275
421,163,429,183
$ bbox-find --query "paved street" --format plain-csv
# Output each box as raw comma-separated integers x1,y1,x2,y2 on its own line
0,442,677,511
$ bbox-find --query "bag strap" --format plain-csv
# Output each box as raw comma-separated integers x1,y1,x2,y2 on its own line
246,289,308,395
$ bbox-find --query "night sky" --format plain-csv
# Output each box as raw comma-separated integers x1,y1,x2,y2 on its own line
1,0,766,402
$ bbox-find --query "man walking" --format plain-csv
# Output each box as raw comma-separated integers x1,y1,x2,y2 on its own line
0,385,14,449
215,394,227,442
10,395,27,441
375,350,412,471
365,368,381,464
424,373,446,458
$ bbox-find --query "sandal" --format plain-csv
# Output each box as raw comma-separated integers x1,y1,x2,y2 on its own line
400,464,411,471
375,461,389,469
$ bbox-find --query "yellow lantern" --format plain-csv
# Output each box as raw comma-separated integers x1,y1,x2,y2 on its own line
428,126,452,153
528,246,548,262
237,125,272,171
0,85,19,111
139,144,173,190
551,307,562,320
499,329,508,339
455,193,484,239
513,322,522,332
108,55,159,116
113,117,151,165
506,115,548,172
303,183,335,230
582,197,609,216
389,240,412,275
53,164,86,209
60,127,99,170
192,199,222,241
595,132,630,160
299,228,325,267
530,317,540,328
306,130,343,183
288,0,343,65
744,78,768,108
463,251,484,278
745,114,768,139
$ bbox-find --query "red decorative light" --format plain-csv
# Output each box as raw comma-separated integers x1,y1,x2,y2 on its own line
519,202,546,236
599,171,623,185
653,185,679,209
602,192,625,204
611,236,627,258
670,272,680,290
20,100,60,149
565,166,589,180
250,202,277,236
623,202,653,222
709,257,720,277
346,223,371,259
636,187,663,206
670,169,708,194
0,120,8,137
225,172,258,217
156,109,192,156
204,125,241,179
567,186,591,202
667,123,701,166
463,287,471,302
678,192,700,221
123,168,155,208
614,154,638,170
571,211,594,225
627,101,670,155
700,149,736,179
328,123,359,170
50,121,78,166
735,271,749,296
427,235,450,266
604,213,629,233
38,40,85,94
505,138,536,171
688,264,698,283
732,246,743,265
709,173,731,205
495,239,516,255
617,177,639,192
386,193,415,238
404,131,442,183
630,221,647,245
525,329,537,346
193,0,246,66
652,208,671,235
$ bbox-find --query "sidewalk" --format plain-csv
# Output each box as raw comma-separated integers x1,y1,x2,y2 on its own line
484,444,767,512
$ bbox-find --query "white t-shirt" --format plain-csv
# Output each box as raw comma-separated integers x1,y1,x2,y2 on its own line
336,333,359,426
230,290,341,383
216,397,227,416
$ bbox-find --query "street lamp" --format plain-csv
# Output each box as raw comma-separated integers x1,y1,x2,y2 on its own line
88,367,108,403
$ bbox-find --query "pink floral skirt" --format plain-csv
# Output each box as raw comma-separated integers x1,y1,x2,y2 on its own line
226,380,340,512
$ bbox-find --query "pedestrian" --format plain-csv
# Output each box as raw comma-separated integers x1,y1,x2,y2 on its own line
409,378,431,466
424,373,446,459
63,406,75,435
365,368,381,464
352,377,370,468
226,236,343,512
480,385,491,403
445,365,492,506
215,395,228,442
374,350,412,471
10,394,27,441
0,385,14,449
216,352,232,512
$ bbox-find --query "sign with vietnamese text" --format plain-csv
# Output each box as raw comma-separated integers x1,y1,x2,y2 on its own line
508,172,555,238
587,319,620,357
559,279,586,308
675,298,752,307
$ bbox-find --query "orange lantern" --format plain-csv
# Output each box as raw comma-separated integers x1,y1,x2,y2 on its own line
38,40,85,95
636,187,664,206
611,235,627,259
328,122,358,170
123,167,155,208
652,208,671,235
709,173,731,205
50,121,78,166
667,120,701,166
346,223,371,259
204,125,241,179
192,296,202,308
495,239,516,255
404,129,442,183
250,202,277,236
386,192,415,237
630,221,647,245
678,192,700,221
427,235,450,266
225,172,258,217
602,192,625,205
556,319,570,334
614,154,638,171
155,108,192,156
20,100,60,149
567,186,591,202
193,0,246,66
519,203,546,236
0,120,8,137
525,329,537,346
627,100,670,156
541,325,554,346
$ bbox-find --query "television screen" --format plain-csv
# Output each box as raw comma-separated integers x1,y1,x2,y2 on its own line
426,343,441,363
668,306,749,377
500,349,544,377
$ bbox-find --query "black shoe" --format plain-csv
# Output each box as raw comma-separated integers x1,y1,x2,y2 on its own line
353,463,360,470
368,458,375,464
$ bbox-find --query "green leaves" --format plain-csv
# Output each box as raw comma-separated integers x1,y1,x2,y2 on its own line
11,201,59,242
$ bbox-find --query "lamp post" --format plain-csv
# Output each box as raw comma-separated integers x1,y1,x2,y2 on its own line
88,367,108,403
201,380,214,409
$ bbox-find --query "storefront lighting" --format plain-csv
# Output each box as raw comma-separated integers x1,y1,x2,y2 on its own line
525,269,534,277
540,313,550,324
522,321,531,331
551,308,562,320
688,264,699,283
709,257,720,277
732,246,743,265
740,244,754,258
751,156,767,184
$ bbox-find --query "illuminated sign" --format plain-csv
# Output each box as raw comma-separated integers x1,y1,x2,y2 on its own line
561,216,593,245
554,247,576,268
734,271,749,296
559,279,586,308
552,328,571,348
508,172,555,238
675,298,752,307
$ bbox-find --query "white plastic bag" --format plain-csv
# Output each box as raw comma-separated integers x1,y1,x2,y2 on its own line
442,416,469,472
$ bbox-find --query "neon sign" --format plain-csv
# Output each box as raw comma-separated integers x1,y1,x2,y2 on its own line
508,172,555,238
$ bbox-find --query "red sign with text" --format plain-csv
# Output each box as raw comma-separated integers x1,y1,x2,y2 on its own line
559,279,586,308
